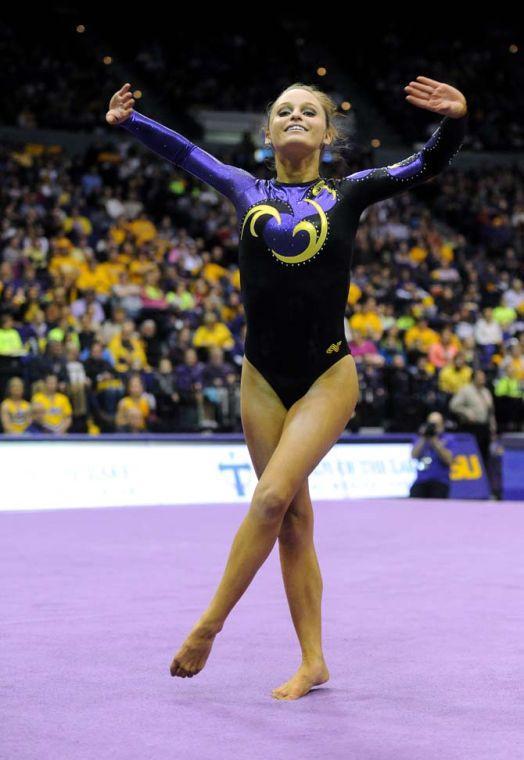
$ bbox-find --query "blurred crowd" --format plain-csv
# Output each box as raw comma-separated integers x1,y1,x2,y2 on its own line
0,116,522,452
333,23,524,151
2,19,522,151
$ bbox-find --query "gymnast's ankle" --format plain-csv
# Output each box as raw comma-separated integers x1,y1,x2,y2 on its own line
195,616,224,636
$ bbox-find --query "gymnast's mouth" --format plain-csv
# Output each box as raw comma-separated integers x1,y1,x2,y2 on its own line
285,125,308,132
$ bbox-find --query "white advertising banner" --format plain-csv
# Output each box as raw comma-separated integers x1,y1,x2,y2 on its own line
0,441,417,511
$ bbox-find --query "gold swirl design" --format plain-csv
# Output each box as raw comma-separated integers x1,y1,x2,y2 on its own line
240,204,281,239
311,179,336,200
241,198,329,265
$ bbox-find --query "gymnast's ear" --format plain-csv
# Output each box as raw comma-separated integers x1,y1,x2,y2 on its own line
323,126,335,147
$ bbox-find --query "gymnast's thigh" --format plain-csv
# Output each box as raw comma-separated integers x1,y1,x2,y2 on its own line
259,354,359,503
240,355,288,478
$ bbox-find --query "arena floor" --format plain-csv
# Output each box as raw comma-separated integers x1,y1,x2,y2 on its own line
1,497,522,759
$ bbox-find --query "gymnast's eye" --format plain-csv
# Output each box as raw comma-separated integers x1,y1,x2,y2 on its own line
278,108,316,117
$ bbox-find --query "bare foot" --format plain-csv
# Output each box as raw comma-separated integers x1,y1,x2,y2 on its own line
271,659,330,700
169,621,221,678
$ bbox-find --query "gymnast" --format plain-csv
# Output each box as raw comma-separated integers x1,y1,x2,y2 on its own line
106,76,467,700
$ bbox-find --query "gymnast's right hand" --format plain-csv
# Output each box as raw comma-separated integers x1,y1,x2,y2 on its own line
106,83,135,125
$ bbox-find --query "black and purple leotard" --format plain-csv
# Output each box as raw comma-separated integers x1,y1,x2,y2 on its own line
120,109,466,409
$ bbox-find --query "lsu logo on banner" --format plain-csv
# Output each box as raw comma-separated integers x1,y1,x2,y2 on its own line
450,454,483,481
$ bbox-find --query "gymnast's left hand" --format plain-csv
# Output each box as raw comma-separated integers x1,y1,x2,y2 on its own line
404,76,467,119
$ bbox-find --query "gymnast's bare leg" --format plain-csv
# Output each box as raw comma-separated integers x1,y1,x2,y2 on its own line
169,355,358,700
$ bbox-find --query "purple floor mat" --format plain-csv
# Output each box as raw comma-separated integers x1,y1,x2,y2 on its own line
1,498,523,760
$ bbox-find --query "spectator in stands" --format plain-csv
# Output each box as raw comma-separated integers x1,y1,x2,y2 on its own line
504,342,524,380
348,332,378,362
428,326,460,369
140,268,169,311
98,305,127,346
193,310,234,353
65,343,89,432
108,319,149,373
410,411,453,499
349,297,383,339
493,364,523,432
409,356,440,426
492,294,517,336
111,269,143,317
474,307,503,368
384,354,414,431
31,372,72,434
404,318,439,363
454,305,477,343
449,369,496,477
115,374,152,432
438,352,473,396
82,340,114,384
71,288,106,324
88,366,125,433
28,339,69,393
355,355,386,427
165,280,196,312
202,346,239,431
24,401,48,435
151,357,180,432
505,278,524,312
174,348,205,431
139,319,162,369
1,376,31,434
378,327,406,365
0,312,26,399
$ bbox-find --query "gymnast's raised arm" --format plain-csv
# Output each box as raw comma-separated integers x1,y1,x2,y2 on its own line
343,75,468,209
106,83,255,207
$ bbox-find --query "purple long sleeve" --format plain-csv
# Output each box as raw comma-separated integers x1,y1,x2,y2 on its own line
119,110,255,206
343,113,468,208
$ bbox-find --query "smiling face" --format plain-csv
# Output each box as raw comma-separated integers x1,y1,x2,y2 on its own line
266,88,332,160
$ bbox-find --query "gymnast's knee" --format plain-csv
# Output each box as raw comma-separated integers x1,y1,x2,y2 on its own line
250,482,292,525
278,503,314,545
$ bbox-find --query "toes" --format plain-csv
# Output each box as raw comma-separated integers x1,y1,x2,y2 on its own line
170,658,203,678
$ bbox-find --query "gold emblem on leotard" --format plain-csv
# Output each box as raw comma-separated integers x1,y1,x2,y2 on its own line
240,197,329,265
326,341,342,354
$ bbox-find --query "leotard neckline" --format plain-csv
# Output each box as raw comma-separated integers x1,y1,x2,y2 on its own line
272,176,322,186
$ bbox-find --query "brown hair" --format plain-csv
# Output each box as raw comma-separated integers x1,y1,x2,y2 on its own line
261,82,349,173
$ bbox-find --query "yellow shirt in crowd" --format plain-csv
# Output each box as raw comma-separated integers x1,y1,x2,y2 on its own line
108,333,148,371
349,311,383,338
76,265,113,295
202,262,228,284
118,396,150,429
31,392,72,431
404,325,440,352
193,323,234,349
438,365,473,394
1,398,31,433
347,282,361,306
127,218,157,245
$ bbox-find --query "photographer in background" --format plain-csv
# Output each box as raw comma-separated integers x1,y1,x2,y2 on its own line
410,412,454,499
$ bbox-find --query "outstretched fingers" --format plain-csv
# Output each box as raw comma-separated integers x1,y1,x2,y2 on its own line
405,81,433,97
415,75,442,87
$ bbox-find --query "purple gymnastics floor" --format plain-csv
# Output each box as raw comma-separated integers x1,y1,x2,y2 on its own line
1,498,523,760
